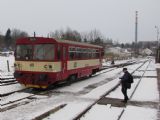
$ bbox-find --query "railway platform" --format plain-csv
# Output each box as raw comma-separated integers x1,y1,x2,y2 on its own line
78,59,160,120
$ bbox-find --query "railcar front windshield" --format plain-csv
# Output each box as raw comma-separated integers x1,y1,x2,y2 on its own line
33,44,55,60
16,45,32,60
15,44,55,60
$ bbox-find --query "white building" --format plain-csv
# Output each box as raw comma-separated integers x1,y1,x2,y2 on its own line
141,48,153,56
105,47,131,59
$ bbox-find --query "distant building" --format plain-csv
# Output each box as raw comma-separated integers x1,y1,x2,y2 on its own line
105,47,131,60
138,41,157,55
103,40,113,48
140,48,153,56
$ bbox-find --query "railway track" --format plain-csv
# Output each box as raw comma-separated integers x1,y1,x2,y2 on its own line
1,59,151,120
0,77,17,86
116,60,151,120
1,59,139,96
0,72,17,86
0,67,121,112
72,60,150,120
30,60,149,120
0,60,142,112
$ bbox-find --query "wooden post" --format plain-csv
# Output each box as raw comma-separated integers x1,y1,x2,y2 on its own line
7,60,10,72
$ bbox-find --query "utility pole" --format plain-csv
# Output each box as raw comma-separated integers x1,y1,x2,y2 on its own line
155,26,159,47
135,11,138,57
155,26,159,63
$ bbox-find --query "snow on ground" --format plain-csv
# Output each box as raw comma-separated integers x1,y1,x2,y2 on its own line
0,84,25,95
132,60,159,102
126,61,147,72
147,60,156,70
43,77,122,120
156,63,160,69
58,60,144,100
80,104,157,120
105,61,150,100
43,61,148,120
44,102,93,120
80,59,159,120
81,78,120,99
1,58,159,120
80,104,123,120
1,94,67,120
102,59,132,67
137,61,150,71
82,94,157,120
120,106,157,120
106,69,159,102
0,55,15,78
132,78,159,102
144,71,157,77
0,55,15,73
56,68,118,93
1,92,34,105
0,68,124,120
0,55,25,95
132,71,144,77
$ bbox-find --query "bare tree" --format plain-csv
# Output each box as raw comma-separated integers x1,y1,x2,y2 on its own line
49,28,82,42
49,28,106,46
80,32,89,42
12,29,28,39
11,29,28,48
86,29,105,46
88,29,102,41
49,29,64,39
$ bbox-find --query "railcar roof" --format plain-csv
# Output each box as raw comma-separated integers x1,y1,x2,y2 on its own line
55,38,103,48
16,37,103,48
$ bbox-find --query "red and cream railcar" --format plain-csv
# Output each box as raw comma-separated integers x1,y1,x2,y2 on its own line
14,37,104,88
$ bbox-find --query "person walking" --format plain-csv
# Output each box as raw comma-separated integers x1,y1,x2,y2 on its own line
119,68,133,103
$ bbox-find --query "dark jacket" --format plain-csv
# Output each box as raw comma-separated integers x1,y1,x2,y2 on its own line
120,71,132,89
120,71,132,84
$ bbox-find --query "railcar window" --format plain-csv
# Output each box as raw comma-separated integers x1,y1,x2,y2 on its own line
69,52,74,60
88,49,92,59
92,49,96,58
77,48,80,59
101,49,104,57
68,47,100,60
16,45,32,60
63,47,66,60
84,49,87,59
96,49,99,58
33,44,54,60
57,45,61,60
69,47,75,60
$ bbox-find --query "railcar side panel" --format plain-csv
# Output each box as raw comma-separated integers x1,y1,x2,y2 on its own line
15,61,61,72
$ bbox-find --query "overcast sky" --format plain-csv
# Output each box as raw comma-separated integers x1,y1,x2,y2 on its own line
0,0,159,43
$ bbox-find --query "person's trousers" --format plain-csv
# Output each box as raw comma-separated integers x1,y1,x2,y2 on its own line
121,85,128,101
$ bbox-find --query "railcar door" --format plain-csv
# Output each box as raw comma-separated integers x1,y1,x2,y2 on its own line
61,45,68,80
